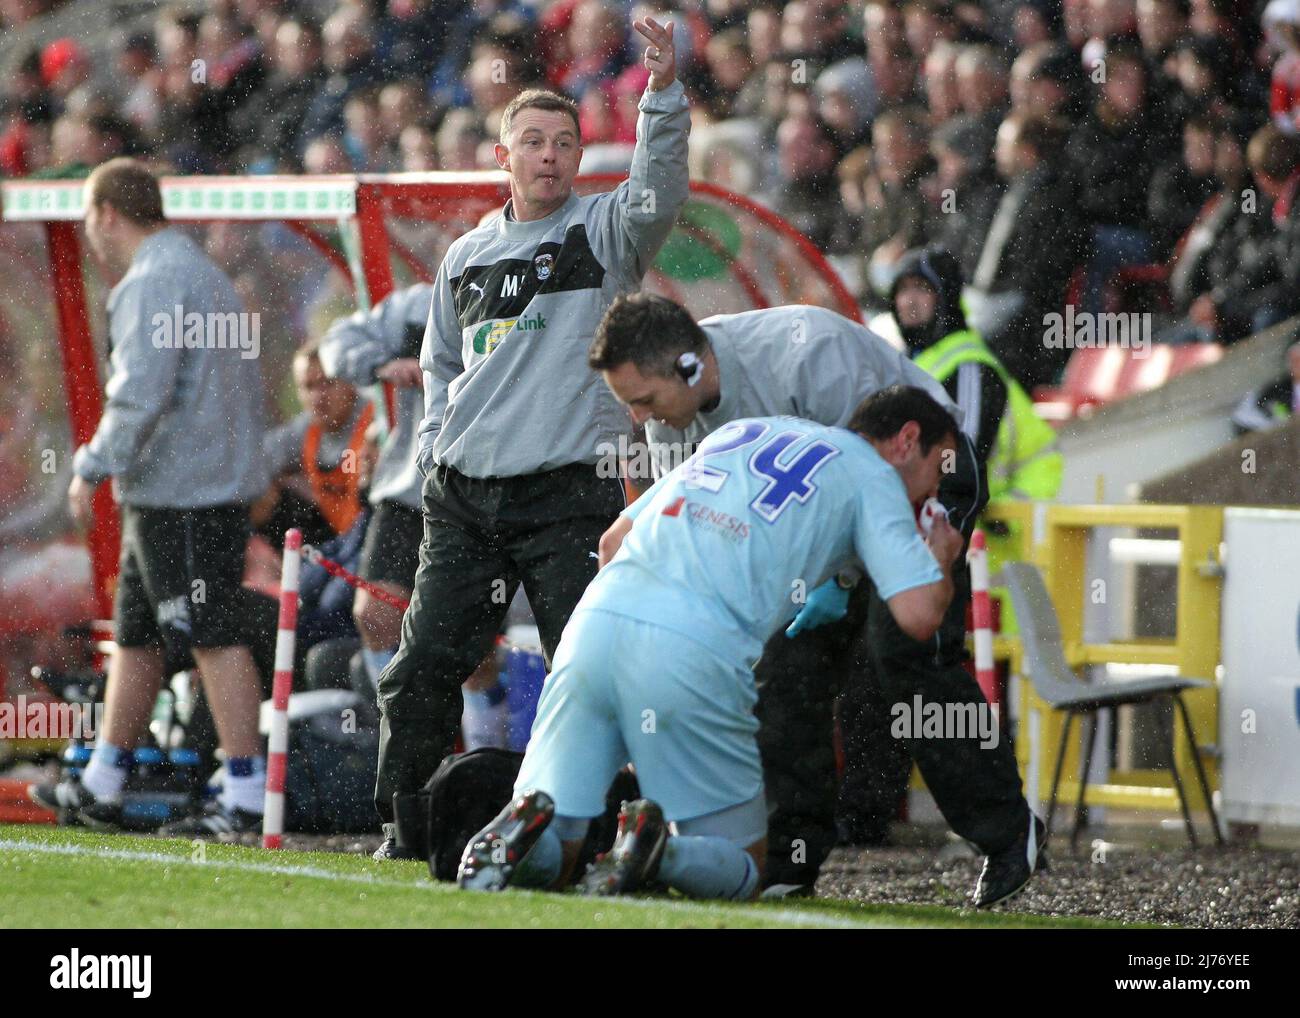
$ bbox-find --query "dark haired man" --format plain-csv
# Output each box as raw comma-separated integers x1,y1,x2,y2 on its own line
33,158,270,835
459,387,964,900
371,15,689,860
588,294,1045,908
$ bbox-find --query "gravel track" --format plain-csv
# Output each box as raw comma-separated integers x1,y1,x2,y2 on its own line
815,841,1300,929
263,829,1300,928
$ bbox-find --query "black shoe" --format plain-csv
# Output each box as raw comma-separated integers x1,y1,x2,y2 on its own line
974,814,1047,908
159,801,262,838
29,778,122,830
457,789,555,892
579,798,668,897
372,823,421,861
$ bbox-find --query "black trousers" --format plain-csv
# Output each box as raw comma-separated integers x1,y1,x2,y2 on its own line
373,462,624,824
758,436,1030,886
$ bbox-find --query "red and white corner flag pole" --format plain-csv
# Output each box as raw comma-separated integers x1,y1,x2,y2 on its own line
263,528,301,850
968,529,999,707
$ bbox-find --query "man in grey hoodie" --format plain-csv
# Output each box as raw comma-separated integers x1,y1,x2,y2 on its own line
371,15,690,859
31,158,271,837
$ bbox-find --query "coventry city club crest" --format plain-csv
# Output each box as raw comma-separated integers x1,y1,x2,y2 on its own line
534,253,554,281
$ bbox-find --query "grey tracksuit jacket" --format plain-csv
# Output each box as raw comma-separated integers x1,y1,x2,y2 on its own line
318,284,431,510
417,80,691,479
72,228,269,508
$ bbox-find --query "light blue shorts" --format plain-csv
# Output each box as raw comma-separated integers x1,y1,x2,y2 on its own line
513,608,763,823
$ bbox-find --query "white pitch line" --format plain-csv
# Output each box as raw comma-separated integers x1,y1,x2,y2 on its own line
0,837,882,929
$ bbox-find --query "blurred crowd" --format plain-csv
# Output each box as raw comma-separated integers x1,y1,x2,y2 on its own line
3,0,1300,389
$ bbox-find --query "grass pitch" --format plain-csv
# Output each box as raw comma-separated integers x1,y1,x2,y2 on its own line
0,824,1120,929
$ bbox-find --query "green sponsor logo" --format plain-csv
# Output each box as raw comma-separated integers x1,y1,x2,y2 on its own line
470,312,547,355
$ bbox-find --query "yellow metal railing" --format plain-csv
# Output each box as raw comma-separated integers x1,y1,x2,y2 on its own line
982,502,1222,814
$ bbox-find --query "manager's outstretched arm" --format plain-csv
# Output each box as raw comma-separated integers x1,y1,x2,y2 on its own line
586,16,691,284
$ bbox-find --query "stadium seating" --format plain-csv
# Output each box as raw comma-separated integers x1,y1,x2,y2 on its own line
1034,343,1224,423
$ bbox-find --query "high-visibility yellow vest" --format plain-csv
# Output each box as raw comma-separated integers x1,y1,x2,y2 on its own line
913,329,1063,504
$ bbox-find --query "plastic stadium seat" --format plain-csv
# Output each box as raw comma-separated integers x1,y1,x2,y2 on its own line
1033,342,1224,422
1169,343,1224,374
997,561,1224,849
1034,347,1129,420
1116,343,1174,395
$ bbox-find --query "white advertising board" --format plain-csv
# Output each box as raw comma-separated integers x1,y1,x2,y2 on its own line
1220,508,1300,827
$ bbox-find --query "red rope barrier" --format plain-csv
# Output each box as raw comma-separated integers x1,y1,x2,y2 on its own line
300,542,411,612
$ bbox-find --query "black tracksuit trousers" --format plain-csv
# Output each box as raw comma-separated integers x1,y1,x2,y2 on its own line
373,462,624,824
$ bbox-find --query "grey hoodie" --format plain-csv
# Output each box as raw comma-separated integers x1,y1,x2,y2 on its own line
318,284,431,510
72,228,269,508
417,80,691,479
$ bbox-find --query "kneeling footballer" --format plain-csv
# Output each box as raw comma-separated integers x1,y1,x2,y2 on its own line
458,386,963,900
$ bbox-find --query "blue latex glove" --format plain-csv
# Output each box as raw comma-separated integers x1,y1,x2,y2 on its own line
785,579,850,638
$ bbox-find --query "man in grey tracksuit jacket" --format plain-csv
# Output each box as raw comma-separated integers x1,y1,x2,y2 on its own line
319,284,429,688
40,157,271,835
371,17,689,854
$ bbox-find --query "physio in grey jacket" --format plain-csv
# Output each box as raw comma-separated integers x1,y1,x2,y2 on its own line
71,228,269,508
639,304,964,483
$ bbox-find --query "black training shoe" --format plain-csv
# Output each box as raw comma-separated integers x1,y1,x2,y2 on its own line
159,802,262,838
29,777,122,830
372,824,421,861
579,798,668,897
457,789,555,892
973,814,1047,908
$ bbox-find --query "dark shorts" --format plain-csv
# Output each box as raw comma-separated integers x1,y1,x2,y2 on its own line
359,499,422,590
115,504,250,652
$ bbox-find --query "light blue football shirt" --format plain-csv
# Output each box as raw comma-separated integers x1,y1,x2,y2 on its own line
576,416,943,666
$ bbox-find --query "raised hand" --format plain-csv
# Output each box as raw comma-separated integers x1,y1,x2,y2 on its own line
634,15,676,92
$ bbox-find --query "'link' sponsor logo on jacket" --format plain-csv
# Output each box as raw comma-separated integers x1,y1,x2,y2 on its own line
464,313,548,356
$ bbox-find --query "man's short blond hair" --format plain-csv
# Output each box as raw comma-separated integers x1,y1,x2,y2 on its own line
498,89,581,144
86,157,166,225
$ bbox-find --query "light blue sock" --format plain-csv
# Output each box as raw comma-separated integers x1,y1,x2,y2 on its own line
512,825,562,888
362,648,395,690
658,836,759,900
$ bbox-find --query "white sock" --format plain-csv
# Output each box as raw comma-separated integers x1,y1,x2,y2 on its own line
81,742,130,802
219,756,266,815
362,647,395,691
461,684,508,751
